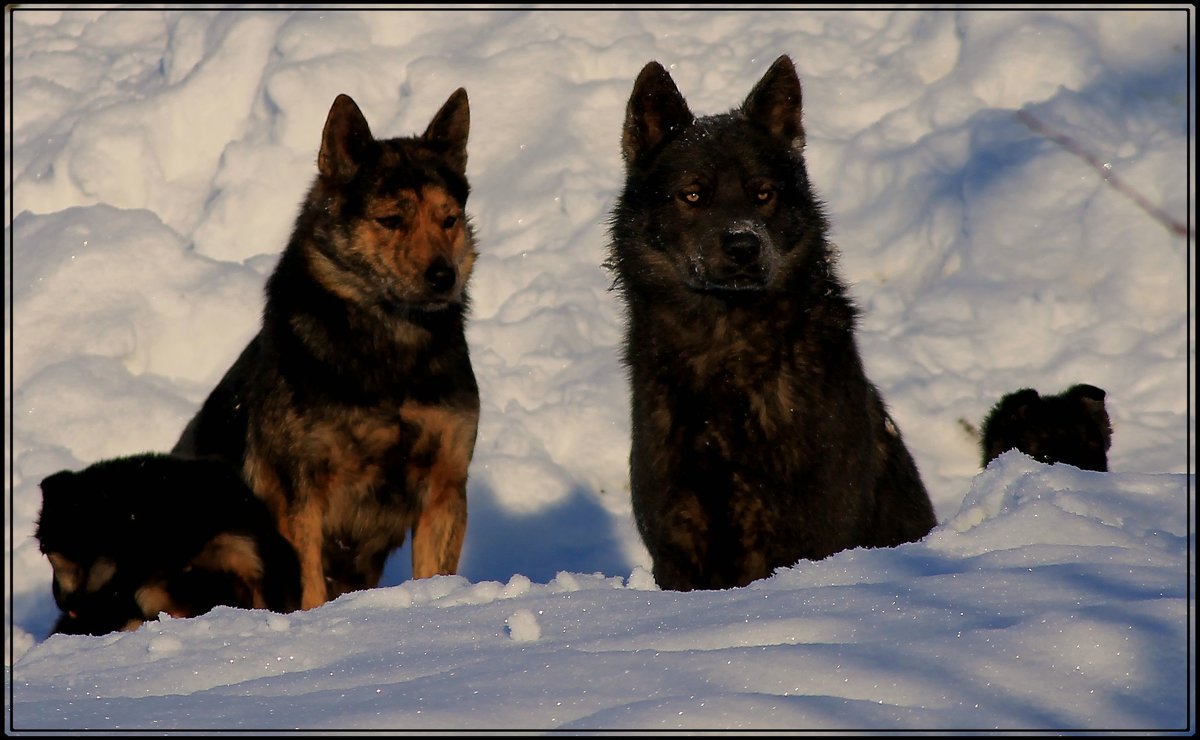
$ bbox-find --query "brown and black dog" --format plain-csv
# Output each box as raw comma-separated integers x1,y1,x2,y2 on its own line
36,453,301,636
174,90,480,609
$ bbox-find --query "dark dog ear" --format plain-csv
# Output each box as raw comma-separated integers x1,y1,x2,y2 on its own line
40,469,71,488
38,470,75,502
996,388,1040,420
622,61,694,166
318,94,375,183
981,388,1041,465
36,470,76,545
422,88,470,175
1067,384,1113,448
1066,384,1106,403
741,55,805,150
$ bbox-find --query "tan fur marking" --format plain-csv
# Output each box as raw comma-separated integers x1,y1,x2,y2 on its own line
749,373,797,435
253,406,416,605
344,414,403,456
85,557,118,593
403,402,478,578
134,582,185,620
46,552,82,596
190,534,267,609
305,242,379,306
245,453,327,610
331,185,475,307
775,375,796,420
749,393,776,437
366,193,418,222
290,503,328,610
304,197,468,324
305,412,399,504
412,487,467,578
418,186,471,266
243,454,290,530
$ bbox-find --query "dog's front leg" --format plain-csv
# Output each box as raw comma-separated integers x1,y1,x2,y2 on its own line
285,501,329,609
411,477,468,578
407,405,476,579
247,456,328,609
639,491,714,591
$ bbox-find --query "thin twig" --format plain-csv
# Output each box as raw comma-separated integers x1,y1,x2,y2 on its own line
1016,109,1192,240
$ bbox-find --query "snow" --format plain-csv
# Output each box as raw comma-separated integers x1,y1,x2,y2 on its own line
4,6,1194,733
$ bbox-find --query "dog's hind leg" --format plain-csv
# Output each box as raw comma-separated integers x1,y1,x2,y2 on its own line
186,533,268,609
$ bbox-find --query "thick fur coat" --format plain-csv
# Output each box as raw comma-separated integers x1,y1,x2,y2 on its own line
174,91,480,609
608,56,937,591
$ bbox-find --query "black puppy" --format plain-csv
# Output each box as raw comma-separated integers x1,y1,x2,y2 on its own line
980,384,1112,471
36,453,301,636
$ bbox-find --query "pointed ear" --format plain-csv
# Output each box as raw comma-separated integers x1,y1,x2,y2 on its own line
741,55,805,149
1068,385,1113,442
318,94,375,183
622,61,694,166
37,470,74,539
39,470,74,498
1066,384,1106,404
423,88,470,175
997,388,1040,420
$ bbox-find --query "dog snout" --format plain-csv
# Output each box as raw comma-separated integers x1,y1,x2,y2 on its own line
424,257,457,294
722,231,762,267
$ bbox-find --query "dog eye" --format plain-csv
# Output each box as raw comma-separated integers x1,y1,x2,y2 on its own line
442,214,459,230
679,189,703,205
754,188,775,204
376,216,406,230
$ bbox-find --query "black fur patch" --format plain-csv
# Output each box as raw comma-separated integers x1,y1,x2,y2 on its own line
980,384,1113,471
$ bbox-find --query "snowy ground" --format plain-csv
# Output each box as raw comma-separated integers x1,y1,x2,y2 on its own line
5,7,1195,733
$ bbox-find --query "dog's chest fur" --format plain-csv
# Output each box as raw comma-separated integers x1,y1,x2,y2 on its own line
259,322,475,525
320,403,470,502
626,291,885,575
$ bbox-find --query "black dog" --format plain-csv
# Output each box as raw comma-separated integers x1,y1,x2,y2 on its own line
607,55,937,591
980,384,1112,471
36,453,301,636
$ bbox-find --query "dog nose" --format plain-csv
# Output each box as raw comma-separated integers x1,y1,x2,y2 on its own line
424,258,457,294
722,232,761,266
